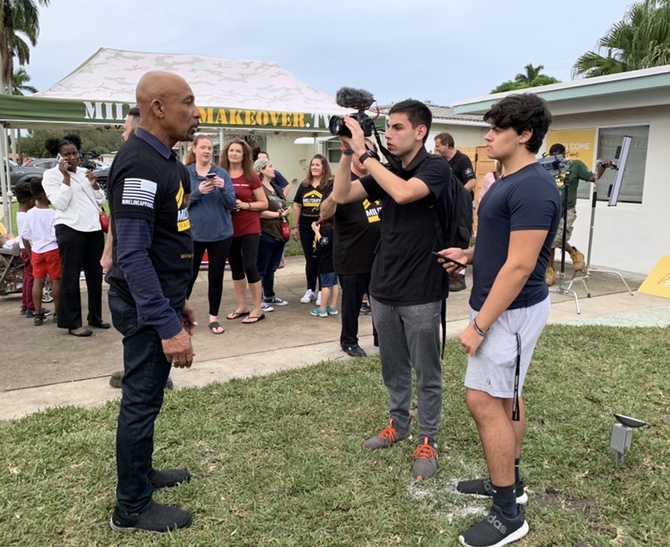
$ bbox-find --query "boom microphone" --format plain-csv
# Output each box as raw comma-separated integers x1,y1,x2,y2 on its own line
335,87,375,111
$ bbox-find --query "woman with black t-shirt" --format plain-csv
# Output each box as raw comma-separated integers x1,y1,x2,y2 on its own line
291,154,332,304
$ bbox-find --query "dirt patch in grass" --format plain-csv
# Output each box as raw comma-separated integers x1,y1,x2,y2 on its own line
537,487,600,517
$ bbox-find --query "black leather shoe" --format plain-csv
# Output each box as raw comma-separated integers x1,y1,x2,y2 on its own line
89,321,111,329
342,344,367,358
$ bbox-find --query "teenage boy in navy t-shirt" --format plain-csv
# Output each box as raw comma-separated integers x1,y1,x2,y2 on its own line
438,93,561,547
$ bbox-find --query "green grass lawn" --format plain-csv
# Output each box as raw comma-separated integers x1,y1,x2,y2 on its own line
2,325,669,546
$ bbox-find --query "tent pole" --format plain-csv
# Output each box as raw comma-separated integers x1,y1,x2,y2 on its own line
1,124,12,232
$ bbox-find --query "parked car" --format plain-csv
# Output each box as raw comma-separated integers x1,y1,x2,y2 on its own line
23,158,59,170
93,165,110,191
0,160,48,196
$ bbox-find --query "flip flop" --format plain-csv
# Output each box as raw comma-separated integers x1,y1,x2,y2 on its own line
226,311,250,320
242,313,265,324
208,321,225,335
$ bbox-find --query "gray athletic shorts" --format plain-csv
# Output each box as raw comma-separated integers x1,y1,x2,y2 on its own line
465,296,551,398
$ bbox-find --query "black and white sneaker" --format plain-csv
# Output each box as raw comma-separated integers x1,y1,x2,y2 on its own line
264,296,288,306
457,477,528,504
459,504,528,547
110,500,192,533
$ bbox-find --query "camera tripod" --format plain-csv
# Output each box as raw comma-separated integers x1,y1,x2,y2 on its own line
549,173,582,314
566,184,634,298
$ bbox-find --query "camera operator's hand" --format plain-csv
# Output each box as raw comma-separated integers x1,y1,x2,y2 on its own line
436,248,469,274
341,115,367,156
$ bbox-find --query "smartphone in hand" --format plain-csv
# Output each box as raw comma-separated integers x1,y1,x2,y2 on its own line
432,251,466,269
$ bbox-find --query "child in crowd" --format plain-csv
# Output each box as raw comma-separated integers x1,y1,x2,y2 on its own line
15,181,37,317
310,219,339,317
22,178,61,326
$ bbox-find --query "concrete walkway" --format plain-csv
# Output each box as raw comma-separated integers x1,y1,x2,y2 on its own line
1,256,667,420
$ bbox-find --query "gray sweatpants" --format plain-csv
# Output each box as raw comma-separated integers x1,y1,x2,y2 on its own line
371,297,443,439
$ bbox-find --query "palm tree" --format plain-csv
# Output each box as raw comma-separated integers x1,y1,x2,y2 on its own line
0,0,51,94
573,0,670,78
12,65,35,94
514,64,546,86
490,64,560,93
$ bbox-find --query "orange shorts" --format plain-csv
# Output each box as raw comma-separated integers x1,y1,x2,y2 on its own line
32,248,62,280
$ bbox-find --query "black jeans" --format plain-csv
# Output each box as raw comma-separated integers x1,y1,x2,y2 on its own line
109,291,175,514
298,224,318,291
187,237,232,316
257,232,286,299
55,225,104,329
339,272,376,347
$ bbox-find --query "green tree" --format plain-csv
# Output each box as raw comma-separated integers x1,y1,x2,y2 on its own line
21,129,124,159
0,0,51,94
573,0,670,78
11,65,35,94
490,64,561,93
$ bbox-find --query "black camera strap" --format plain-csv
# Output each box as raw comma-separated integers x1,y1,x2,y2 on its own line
512,333,521,421
371,123,403,172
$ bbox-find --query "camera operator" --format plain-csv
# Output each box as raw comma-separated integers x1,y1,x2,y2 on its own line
545,143,611,285
319,138,381,358
332,99,450,482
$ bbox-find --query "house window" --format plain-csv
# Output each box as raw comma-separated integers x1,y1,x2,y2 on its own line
577,125,648,204
326,140,343,164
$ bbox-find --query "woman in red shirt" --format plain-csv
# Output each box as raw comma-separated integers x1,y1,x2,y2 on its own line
219,139,268,324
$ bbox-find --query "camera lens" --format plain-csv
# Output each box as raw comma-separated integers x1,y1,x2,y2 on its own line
328,116,351,138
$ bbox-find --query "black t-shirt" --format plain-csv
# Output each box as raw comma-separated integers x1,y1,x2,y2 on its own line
359,148,451,306
449,150,476,186
323,173,382,275
316,223,334,274
294,182,328,227
106,135,193,310
470,162,561,311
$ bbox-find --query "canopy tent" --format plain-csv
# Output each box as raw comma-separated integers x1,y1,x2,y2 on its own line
0,48,349,229
0,47,347,130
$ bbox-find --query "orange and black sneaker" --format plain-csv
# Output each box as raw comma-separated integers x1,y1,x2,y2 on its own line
412,436,438,480
363,418,412,450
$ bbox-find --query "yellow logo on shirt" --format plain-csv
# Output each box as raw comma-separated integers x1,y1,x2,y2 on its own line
363,199,382,223
176,181,190,232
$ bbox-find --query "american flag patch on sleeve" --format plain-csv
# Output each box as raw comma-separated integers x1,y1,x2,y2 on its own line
121,178,158,209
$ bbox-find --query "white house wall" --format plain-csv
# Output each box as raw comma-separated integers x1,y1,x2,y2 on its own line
550,105,670,275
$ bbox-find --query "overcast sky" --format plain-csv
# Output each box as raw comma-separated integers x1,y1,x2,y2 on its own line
26,0,636,106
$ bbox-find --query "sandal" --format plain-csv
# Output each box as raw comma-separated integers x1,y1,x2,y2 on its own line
226,311,250,320
242,313,265,324
208,321,225,335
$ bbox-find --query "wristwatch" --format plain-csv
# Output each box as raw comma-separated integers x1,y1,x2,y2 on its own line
359,149,379,164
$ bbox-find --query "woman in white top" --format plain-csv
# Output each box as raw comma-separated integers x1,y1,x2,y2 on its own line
42,134,108,337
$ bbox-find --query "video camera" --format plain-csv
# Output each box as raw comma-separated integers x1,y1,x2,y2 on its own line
329,87,375,138
538,153,571,178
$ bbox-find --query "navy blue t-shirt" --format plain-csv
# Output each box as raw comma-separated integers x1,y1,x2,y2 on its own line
470,162,561,311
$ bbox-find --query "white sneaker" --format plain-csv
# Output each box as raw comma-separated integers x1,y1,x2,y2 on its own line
300,289,315,304
261,302,274,312
315,291,322,306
